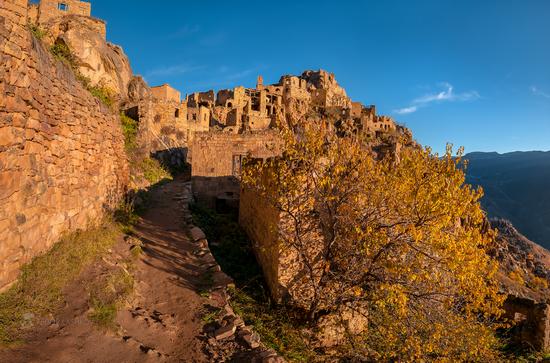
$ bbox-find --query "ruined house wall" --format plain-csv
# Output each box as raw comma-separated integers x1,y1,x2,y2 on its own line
37,0,91,24
190,132,278,207
150,99,186,146
239,183,326,307
239,186,283,300
151,84,181,103
0,0,129,290
216,89,234,107
188,91,215,108
186,105,210,135
503,296,550,351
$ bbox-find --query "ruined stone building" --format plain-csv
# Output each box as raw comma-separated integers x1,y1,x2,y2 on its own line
3,0,550,354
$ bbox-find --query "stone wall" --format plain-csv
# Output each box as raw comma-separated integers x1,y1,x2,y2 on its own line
190,131,278,208
239,186,283,300
239,182,324,307
0,0,129,290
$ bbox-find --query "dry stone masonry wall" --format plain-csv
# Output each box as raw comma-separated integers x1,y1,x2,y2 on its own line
0,0,128,290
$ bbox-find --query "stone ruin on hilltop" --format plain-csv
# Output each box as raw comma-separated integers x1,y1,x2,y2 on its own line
4,0,550,354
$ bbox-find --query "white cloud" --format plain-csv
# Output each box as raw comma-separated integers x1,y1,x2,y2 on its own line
393,106,418,114
413,82,480,104
531,86,550,99
393,82,480,115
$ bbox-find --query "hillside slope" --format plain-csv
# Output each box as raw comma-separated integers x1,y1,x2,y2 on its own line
465,151,550,249
490,219,550,301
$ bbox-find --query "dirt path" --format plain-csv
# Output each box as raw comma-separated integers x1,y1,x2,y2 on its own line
0,177,212,362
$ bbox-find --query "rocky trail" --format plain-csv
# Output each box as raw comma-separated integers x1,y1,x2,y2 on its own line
0,177,278,363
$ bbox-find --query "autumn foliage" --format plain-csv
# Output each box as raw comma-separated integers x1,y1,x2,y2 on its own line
241,122,505,361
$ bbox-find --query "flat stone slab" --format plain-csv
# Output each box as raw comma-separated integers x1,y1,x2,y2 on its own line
190,227,206,241
241,332,260,349
214,322,237,340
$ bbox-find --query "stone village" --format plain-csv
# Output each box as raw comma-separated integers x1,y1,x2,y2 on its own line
2,0,550,356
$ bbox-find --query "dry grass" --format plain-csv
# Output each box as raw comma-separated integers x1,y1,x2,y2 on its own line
0,220,121,345
88,267,134,330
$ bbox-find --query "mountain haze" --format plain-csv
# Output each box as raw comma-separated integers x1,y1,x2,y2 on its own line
465,151,550,249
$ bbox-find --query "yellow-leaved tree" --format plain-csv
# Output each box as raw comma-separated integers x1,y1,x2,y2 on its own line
241,121,505,361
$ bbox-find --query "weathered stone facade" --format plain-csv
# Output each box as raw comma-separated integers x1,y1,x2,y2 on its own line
238,186,282,296
0,0,128,290
151,83,181,103
239,183,325,307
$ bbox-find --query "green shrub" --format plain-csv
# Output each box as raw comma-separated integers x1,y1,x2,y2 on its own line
49,42,115,107
120,113,139,152
130,245,143,258
201,307,221,324
50,41,75,67
28,23,48,40
114,198,139,231
88,84,116,108
88,301,117,329
139,158,172,184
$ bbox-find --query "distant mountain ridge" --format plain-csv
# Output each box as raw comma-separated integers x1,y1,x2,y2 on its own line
465,151,550,249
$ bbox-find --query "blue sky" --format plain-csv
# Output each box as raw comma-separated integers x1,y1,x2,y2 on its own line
92,0,549,153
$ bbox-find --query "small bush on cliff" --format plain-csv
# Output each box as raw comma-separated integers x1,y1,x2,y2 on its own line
28,23,48,40
120,113,139,152
50,41,74,67
242,122,505,361
77,74,116,108
88,84,116,108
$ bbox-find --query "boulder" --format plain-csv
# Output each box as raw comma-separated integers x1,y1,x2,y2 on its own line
239,329,260,349
315,305,368,348
127,76,151,102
